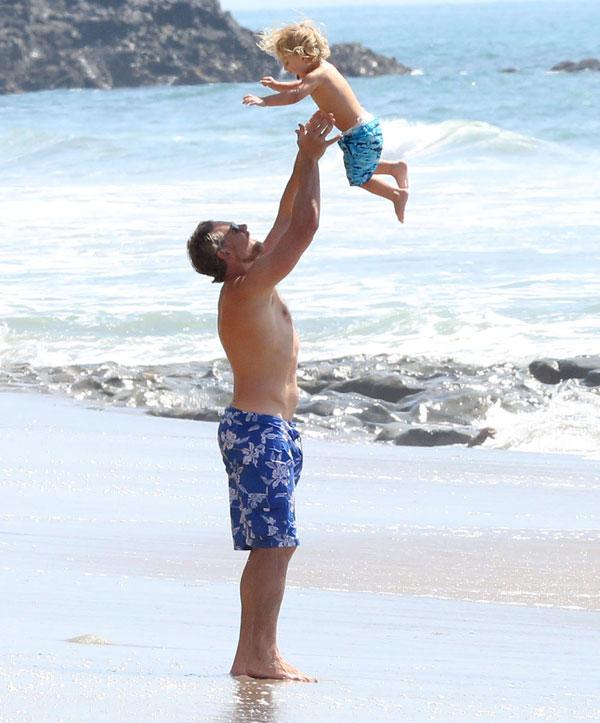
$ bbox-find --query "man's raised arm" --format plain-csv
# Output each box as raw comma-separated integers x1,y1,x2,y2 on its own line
243,112,340,290
263,111,338,254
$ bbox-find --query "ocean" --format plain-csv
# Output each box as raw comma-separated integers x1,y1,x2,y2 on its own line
1,0,599,454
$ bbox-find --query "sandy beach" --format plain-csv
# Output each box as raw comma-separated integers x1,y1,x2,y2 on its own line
2,0,600,718
2,391,599,721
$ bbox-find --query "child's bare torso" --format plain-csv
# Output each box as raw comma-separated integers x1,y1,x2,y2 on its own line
309,61,367,132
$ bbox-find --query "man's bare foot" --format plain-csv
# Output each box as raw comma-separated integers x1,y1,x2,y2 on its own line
231,654,316,682
393,189,409,223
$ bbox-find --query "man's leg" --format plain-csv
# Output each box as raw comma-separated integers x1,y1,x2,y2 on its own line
230,547,315,682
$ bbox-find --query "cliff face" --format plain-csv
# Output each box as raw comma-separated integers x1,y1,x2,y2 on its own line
0,0,279,94
0,0,411,95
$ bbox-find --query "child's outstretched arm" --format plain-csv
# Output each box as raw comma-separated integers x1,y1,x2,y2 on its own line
242,73,319,108
260,76,301,92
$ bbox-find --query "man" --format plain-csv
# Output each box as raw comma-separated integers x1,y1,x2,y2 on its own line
187,111,339,682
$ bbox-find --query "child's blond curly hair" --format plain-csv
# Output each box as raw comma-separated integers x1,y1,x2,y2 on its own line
257,20,331,62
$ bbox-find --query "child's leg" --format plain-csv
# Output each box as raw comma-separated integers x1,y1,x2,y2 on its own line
373,160,408,190
361,176,408,223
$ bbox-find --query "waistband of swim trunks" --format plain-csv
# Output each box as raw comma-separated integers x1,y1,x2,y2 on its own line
342,112,376,136
223,405,296,427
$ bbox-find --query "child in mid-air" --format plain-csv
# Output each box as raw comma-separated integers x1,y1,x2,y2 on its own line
243,20,408,223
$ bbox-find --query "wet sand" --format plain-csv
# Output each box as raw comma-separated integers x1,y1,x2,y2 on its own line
1,392,599,720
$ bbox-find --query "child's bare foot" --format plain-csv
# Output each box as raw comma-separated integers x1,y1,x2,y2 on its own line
393,189,409,223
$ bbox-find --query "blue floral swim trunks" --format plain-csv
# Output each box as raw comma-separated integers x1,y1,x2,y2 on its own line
338,116,384,186
218,406,303,550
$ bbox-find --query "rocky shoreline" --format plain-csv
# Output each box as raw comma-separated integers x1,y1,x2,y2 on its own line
3,353,598,448
0,0,411,95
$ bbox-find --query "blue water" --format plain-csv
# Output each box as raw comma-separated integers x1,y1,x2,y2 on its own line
0,0,599,452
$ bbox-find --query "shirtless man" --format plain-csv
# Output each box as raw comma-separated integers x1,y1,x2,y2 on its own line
186,111,339,682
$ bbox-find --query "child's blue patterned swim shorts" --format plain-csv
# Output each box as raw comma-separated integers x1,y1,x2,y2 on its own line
218,406,303,550
338,116,384,186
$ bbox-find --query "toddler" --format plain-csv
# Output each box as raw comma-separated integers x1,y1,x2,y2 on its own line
243,20,408,223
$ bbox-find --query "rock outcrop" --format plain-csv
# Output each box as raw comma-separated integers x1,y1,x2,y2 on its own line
329,374,424,404
0,0,279,93
329,42,412,77
376,423,496,447
529,356,600,386
550,58,600,73
0,0,410,94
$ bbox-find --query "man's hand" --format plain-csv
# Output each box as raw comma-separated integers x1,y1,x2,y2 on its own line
295,111,341,161
243,95,265,106
260,76,276,88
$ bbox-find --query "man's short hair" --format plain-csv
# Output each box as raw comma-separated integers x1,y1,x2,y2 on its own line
187,220,227,283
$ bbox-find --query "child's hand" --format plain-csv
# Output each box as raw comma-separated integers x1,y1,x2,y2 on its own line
243,95,265,107
260,77,276,87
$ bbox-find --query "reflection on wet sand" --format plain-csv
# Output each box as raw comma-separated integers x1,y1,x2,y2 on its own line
221,677,281,723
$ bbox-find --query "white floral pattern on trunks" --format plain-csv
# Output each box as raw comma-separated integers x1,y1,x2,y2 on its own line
260,515,277,536
264,458,292,488
241,441,265,466
222,408,242,427
245,491,269,510
221,429,245,451
260,426,280,445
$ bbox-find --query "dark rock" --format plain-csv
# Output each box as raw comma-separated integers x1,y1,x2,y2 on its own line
105,376,125,387
378,423,495,447
375,422,406,441
0,2,411,94
583,370,600,387
330,374,423,403
296,399,337,417
192,408,222,422
558,357,600,379
393,428,472,447
148,407,221,421
329,42,412,78
551,58,600,72
529,359,561,384
297,379,331,395
71,378,103,392
357,403,396,425
552,61,577,72
466,427,496,447
529,356,600,384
